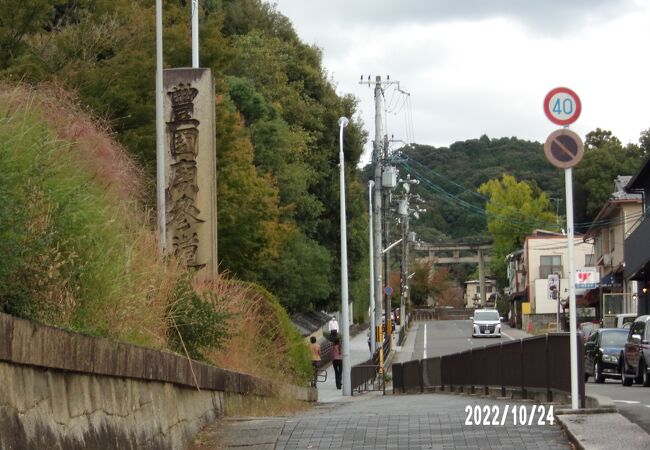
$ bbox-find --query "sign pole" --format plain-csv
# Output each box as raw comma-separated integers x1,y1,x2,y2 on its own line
544,86,582,410
565,167,579,410
556,275,560,332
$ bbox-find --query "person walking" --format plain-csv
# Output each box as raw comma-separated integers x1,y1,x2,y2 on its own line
331,337,343,390
328,315,339,339
309,336,321,387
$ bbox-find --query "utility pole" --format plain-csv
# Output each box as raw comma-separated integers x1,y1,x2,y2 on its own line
400,202,408,328
397,176,420,330
368,180,376,357
478,248,486,306
382,133,392,347
372,77,384,366
360,75,400,372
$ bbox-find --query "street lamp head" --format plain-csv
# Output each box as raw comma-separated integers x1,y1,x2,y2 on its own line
338,116,349,128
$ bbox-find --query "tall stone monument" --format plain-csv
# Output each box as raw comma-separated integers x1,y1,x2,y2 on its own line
163,68,217,279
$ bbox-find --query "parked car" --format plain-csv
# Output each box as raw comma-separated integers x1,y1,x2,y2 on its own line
621,315,650,387
584,328,628,383
602,313,637,329
471,309,501,338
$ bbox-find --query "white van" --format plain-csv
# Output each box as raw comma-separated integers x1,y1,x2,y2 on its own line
602,313,637,329
472,309,502,338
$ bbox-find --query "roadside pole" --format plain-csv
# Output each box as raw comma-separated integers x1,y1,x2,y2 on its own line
338,117,351,396
368,180,376,357
543,86,584,410
373,78,384,371
565,167,579,409
155,0,166,255
191,0,199,67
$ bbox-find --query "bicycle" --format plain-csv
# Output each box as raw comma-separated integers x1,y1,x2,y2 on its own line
311,365,327,388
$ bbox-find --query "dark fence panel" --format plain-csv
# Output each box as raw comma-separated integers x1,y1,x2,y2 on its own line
501,339,523,392
395,331,584,406
456,350,472,386
470,347,485,387
481,343,502,387
351,357,375,391
522,335,549,392
422,357,441,388
547,332,585,406
392,363,403,392
547,333,570,393
441,354,455,387
402,359,422,393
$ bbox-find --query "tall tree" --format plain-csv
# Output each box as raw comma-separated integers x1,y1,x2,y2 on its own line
478,175,556,286
573,128,646,226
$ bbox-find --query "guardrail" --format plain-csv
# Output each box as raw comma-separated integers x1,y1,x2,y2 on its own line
398,323,406,346
392,332,585,407
411,309,435,321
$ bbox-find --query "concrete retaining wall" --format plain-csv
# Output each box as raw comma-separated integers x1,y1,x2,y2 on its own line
0,313,312,449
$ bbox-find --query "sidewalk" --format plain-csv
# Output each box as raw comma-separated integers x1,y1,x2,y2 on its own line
189,321,647,450
317,328,375,402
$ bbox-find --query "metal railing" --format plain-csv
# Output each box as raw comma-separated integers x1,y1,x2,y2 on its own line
392,332,585,407
351,357,385,395
411,309,435,321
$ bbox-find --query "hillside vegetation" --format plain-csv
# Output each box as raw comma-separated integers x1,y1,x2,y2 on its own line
0,0,370,317
0,83,311,386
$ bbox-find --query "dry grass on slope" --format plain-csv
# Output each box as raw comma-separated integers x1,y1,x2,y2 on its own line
0,82,143,203
0,82,181,348
0,82,309,392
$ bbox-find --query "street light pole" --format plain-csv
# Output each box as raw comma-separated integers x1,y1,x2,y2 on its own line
191,0,199,67
338,116,351,396
155,0,166,255
368,180,376,357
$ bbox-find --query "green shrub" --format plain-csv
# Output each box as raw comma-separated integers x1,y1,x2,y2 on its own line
243,282,312,385
167,273,231,361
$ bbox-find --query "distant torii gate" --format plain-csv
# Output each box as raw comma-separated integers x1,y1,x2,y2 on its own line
413,242,493,306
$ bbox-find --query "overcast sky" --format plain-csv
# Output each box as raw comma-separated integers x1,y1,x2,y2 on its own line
270,0,650,163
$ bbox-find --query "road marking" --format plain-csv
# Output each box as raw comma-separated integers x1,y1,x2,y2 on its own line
501,331,515,341
613,400,641,404
423,323,427,359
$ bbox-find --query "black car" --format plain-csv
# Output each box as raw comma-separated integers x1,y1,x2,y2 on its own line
584,328,628,383
621,315,650,387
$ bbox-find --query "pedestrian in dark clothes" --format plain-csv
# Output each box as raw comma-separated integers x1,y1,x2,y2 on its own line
331,337,342,389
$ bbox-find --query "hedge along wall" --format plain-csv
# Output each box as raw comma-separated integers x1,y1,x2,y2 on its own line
0,313,313,449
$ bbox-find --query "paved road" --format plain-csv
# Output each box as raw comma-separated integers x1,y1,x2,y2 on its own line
395,320,525,363
396,319,650,435
190,321,647,450
585,379,650,434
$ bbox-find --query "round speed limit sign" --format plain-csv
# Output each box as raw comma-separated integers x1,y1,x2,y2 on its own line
543,87,581,126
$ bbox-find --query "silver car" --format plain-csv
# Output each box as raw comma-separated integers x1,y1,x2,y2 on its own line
472,309,502,338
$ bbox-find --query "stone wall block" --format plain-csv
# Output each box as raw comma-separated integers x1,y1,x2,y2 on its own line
91,337,115,375
0,313,311,449
0,313,13,360
65,376,92,419
47,370,71,424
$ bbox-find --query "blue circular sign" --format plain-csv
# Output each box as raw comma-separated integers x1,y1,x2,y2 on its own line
384,286,393,296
